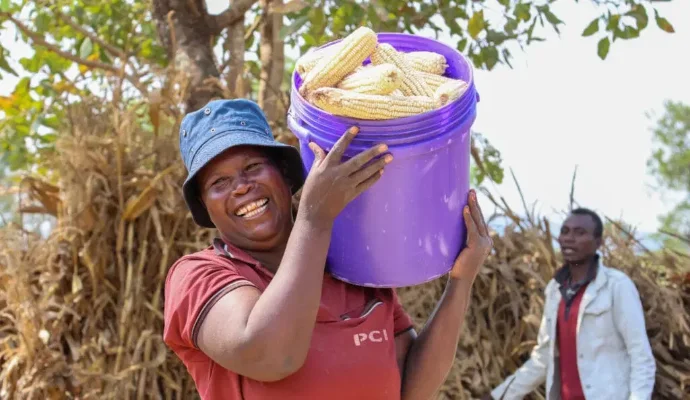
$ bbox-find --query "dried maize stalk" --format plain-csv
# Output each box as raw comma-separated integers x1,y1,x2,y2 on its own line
370,43,434,97
417,71,457,91
299,27,378,96
308,87,436,120
434,79,469,107
405,51,448,75
337,63,402,95
295,45,340,76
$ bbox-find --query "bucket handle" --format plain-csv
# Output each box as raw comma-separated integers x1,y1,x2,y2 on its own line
286,110,312,143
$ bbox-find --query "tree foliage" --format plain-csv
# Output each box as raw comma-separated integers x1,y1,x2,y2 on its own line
0,0,677,180
647,100,690,249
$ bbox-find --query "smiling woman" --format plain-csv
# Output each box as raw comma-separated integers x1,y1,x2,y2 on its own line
196,147,295,256
162,98,494,400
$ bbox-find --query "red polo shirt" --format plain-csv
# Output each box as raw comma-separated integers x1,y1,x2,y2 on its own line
557,283,588,400
163,240,414,400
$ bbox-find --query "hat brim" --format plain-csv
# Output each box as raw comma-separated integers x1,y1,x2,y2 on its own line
182,130,306,228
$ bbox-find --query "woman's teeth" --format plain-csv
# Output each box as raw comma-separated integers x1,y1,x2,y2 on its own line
235,198,269,217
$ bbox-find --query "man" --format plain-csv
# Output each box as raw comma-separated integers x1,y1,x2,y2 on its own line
485,208,656,399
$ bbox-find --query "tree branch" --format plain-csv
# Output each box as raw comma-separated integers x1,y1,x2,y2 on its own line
660,229,690,246
210,0,257,34
258,0,284,122
225,18,246,97
4,12,149,96
219,14,263,74
56,12,129,60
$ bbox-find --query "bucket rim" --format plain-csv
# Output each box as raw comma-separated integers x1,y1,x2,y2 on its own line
289,32,477,128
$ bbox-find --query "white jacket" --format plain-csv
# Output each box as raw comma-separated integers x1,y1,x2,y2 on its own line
491,264,656,400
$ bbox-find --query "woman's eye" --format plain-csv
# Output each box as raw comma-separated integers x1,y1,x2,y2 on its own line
246,162,262,171
212,177,228,187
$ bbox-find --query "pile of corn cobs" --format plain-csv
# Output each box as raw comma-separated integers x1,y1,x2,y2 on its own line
295,27,469,120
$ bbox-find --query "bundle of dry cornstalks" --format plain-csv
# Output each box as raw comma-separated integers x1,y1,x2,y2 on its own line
0,100,688,400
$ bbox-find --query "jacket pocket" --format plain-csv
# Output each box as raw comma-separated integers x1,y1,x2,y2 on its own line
582,295,614,341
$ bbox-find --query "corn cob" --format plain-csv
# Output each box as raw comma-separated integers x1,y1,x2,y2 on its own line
299,27,378,96
337,63,402,95
295,44,340,76
405,51,448,75
434,79,469,107
297,48,448,76
308,87,436,120
417,71,457,91
370,43,434,97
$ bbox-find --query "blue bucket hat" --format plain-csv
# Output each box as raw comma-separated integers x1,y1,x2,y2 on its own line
179,99,306,228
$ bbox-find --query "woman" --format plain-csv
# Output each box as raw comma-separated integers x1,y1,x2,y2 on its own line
163,98,493,400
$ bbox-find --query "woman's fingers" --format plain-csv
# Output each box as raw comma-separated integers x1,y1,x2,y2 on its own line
475,194,490,236
309,142,326,166
349,153,392,184
325,126,359,165
354,168,384,196
342,142,389,174
468,191,488,238
462,205,479,244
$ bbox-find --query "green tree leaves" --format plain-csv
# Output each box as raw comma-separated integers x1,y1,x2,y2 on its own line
79,37,93,59
647,100,690,250
582,4,673,60
468,10,486,39
597,37,610,59
583,18,600,36
648,101,690,193
654,9,675,33
471,133,504,186
0,0,680,176
0,49,17,77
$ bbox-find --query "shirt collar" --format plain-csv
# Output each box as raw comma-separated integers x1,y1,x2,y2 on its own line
555,253,600,287
212,237,263,269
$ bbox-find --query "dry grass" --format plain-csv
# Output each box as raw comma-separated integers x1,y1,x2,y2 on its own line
399,219,690,399
0,98,688,400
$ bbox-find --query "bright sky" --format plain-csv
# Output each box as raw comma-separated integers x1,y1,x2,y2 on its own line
460,1,689,235
2,1,688,238
211,0,688,236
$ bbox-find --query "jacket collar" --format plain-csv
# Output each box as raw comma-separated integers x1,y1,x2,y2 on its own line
576,258,610,333
547,256,609,310
554,253,600,286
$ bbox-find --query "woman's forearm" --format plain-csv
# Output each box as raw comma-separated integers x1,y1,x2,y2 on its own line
244,214,333,375
400,277,474,400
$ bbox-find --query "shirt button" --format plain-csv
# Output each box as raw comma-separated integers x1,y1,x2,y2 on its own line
204,108,211,115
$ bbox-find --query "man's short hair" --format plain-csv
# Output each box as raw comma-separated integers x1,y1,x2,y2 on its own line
571,207,603,238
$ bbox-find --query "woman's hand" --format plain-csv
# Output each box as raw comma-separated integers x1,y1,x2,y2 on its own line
298,126,391,228
450,189,492,282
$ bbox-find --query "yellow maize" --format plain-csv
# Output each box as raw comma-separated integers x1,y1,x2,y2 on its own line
297,48,448,77
370,43,434,97
295,45,339,76
434,79,469,107
404,51,448,75
337,63,402,95
308,87,436,120
299,27,378,96
417,71,456,91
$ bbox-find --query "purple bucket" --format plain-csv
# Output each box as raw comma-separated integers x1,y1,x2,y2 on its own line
288,33,479,288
